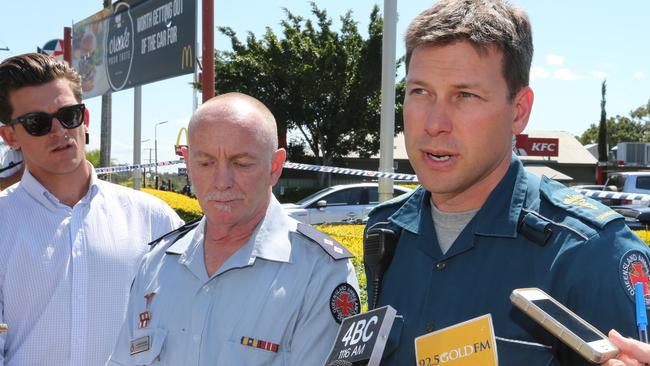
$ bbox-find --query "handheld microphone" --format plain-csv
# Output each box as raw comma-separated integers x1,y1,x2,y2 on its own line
323,305,397,366
363,222,398,309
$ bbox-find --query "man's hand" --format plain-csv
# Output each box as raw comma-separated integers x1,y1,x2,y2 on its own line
603,329,650,366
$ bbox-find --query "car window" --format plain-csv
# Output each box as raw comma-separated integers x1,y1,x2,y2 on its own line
605,174,626,192
636,176,650,190
368,187,409,204
320,187,363,206
296,187,336,205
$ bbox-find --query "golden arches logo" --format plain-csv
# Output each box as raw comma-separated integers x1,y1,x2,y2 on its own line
175,127,188,156
181,45,193,69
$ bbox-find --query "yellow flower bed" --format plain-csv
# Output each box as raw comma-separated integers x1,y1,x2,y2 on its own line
316,224,367,310
142,188,203,222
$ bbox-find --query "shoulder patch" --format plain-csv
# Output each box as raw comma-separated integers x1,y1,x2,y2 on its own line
148,217,202,249
296,223,353,260
329,283,361,324
540,176,621,229
619,250,650,308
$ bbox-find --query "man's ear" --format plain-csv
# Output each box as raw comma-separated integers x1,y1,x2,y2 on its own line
512,86,534,135
0,125,19,150
270,148,286,185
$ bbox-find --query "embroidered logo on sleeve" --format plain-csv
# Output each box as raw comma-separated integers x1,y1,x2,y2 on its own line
620,250,650,308
240,336,279,353
329,283,361,324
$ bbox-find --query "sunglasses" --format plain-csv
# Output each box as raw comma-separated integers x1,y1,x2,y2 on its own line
7,103,86,137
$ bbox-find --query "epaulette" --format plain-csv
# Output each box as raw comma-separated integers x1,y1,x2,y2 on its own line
540,176,621,229
368,186,418,216
296,222,353,260
148,217,202,250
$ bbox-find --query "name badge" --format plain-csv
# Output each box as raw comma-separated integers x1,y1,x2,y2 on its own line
130,335,150,355
415,314,498,366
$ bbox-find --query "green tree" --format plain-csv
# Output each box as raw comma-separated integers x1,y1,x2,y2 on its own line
579,115,646,147
580,99,650,148
598,80,607,162
86,148,101,167
213,3,404,165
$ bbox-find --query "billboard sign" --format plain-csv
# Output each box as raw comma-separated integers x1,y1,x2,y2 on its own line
73,0,196,98
515,134,560,157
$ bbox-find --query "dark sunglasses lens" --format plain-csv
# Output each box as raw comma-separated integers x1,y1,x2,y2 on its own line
55,106,84,129
22,114,52,136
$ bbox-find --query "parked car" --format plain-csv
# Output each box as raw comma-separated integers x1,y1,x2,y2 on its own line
282,183,413,224
604,172,650,206
610,205,650,230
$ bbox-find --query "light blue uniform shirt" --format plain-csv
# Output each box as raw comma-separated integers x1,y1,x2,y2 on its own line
108,196,359,366
0,164,184,366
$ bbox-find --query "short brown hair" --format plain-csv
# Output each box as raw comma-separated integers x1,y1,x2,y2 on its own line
405,0,533,99
0,53,82,123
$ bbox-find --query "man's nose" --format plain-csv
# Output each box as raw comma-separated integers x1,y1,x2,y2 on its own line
49,117,67,137
424,104,452,137
213,165,234,190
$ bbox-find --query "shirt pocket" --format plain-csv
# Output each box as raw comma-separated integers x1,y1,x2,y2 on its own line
130,327,167,366
216,340,287,366
496,337,558,366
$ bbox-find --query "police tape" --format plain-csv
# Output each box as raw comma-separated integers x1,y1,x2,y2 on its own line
95,160,650,204
94,160,419,181
282,162,418,181
576,189,650,203
95,160,184,174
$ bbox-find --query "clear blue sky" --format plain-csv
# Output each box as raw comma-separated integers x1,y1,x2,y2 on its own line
2,1,648,169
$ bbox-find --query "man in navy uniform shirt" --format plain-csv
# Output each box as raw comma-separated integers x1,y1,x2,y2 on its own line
365,1,650,365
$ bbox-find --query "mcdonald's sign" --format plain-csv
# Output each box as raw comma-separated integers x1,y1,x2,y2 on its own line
175,127,189,156
181,45,193,69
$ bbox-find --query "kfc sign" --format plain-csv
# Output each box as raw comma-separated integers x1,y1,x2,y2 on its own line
515,135,559,157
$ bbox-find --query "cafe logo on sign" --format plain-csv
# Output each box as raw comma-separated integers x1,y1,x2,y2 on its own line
107,2,135,90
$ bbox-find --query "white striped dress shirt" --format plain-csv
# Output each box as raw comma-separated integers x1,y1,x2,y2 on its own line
0,165,183,366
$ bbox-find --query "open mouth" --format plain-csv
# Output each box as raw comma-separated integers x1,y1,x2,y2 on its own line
426,152,452,161
52,143,73,153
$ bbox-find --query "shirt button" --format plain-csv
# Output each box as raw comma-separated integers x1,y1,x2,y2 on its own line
203,286,210,293
425,323,435,332
436,262,446,270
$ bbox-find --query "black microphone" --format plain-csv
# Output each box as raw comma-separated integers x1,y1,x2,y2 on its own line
323,305,397,366
363,222,398,309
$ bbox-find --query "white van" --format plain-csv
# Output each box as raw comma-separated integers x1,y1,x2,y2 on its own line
604,172,650,205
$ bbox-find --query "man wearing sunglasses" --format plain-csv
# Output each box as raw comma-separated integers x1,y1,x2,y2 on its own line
0,53,184,366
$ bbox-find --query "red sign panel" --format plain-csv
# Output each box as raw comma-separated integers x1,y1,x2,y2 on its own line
515,134,559,157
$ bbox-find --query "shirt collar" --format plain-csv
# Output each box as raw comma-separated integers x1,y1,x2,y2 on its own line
167,195,294,278
19,161,100,211
389,154,527,238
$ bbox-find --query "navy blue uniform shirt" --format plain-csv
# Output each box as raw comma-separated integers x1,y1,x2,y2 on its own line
366,155,650,366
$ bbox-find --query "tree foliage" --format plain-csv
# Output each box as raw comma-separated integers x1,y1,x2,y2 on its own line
213,3,404,164
597,80,607,162
579,99,650,148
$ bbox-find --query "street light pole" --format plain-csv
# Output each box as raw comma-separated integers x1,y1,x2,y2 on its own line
154,121,169,185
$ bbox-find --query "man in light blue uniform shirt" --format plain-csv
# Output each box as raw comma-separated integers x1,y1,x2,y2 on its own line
108,92,360,365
